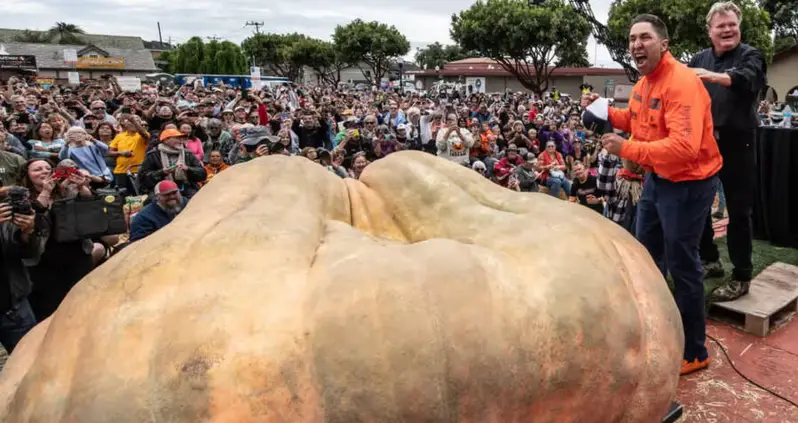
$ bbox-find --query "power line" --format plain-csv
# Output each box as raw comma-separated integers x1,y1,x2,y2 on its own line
244,21,264,35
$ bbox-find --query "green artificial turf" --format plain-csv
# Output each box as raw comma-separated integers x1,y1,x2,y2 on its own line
703,238,798,296
664,237,798,296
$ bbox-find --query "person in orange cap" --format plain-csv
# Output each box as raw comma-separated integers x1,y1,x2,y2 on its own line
137,128,206,199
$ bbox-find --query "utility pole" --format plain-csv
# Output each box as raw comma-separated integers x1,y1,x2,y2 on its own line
157,22,163,44
245,21,264,35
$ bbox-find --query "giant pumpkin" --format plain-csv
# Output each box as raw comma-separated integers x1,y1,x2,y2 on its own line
0,151,683,422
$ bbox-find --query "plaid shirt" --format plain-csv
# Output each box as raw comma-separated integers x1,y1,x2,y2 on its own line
597,149,625,223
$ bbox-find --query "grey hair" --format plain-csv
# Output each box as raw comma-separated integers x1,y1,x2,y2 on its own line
706,2,742,27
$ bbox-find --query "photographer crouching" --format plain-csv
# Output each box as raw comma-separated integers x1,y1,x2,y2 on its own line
0,188,40,353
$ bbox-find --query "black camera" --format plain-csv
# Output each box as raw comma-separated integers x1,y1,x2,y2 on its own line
5,186,33,217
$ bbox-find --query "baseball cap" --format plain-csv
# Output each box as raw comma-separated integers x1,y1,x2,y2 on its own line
154,180,179,195
159,128,184,141
396,123,407,131
240,126,277,147
234,105,247,112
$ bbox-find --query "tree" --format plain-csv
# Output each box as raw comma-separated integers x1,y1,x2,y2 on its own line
157,50,177,74
214,41,248,75
12,22,85,44
414,42,473,70
174,37,205,74
450,0,591,95
333,19,410,85
48,22,86,45
760,0,798,45
290,38,349,85
166,37,247,75
241,33,308,81
13,30,49,44
608,0,773,63
774,35,797,54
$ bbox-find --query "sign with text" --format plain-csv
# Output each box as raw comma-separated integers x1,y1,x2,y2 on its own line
0,55,37,71
116,76,141,92
67,72,80,85
76,57,125,69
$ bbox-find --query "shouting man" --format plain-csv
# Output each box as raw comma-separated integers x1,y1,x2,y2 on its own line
583,14,723,376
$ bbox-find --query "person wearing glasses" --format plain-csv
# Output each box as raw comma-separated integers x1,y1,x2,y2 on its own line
79,100,117,128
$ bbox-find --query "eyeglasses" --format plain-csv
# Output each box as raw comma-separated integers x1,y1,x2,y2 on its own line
92,107,105,111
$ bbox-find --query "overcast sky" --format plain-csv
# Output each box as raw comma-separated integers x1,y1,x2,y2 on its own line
1,0,619,68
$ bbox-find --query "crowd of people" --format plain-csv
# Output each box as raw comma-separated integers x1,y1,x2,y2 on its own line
0,72,644,353
0,2,767,385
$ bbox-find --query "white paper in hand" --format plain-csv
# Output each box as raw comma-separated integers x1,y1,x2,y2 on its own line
581,97,613,135
586,97,609,120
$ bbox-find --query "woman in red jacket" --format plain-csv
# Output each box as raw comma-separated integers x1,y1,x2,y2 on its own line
537,141,571,198
493,144,524,187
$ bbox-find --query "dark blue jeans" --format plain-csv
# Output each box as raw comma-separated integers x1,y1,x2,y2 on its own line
636,173,719,362
0,298,38,354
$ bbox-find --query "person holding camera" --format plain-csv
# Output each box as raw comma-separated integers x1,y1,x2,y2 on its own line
138,129,206,199
233,126,274,164
0,132,27,199
0,198,39,353
20,159,95,321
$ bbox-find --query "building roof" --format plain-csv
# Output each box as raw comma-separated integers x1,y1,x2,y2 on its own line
0,28,146,50
143,40,174,51
408,57,627,77
0,42,158,71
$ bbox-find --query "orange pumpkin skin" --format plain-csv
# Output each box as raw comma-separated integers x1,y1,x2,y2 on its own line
0,151,683,423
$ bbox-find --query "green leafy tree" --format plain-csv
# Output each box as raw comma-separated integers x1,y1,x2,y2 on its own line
157,50,177,73
290,38,349,85
608,0,773,63
774,35,797,53
201,40,221,74
759,0,798,45
174,37,205,74
13,30,49,44
12,23,85,44
167,38,247,74
414,42,473,70
333,19,410,85
241,33,307,80
451,0,591,95
48,22,86,45
215,41,248,75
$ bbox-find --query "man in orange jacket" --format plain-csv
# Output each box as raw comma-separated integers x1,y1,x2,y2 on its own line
583,14,723,376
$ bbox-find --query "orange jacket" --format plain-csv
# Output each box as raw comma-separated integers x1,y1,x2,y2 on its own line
608,52,723,182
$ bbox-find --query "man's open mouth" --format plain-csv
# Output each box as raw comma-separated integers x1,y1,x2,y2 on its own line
633,53,647,66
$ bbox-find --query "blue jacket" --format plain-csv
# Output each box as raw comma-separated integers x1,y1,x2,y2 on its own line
129,198,187,242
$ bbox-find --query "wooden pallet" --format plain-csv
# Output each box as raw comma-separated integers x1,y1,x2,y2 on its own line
710,262,798,337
